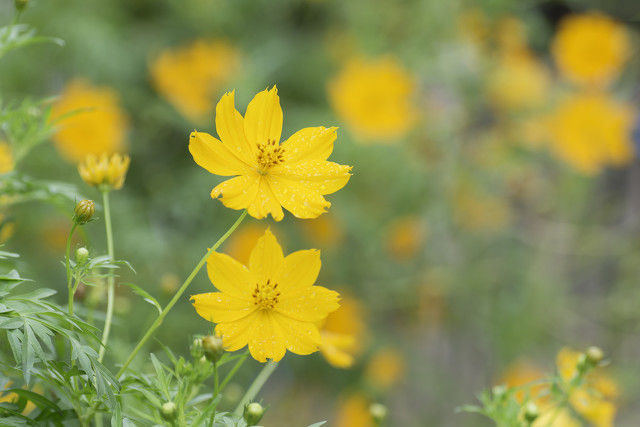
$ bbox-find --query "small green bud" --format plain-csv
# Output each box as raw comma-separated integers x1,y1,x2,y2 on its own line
492,384,507,401
585,346,604,366
73,200,95,225
576,353,589,373
202,335,225,362
75,247,89,265
369,403,388,424
14,0,28,11
523,402,539,423
243,402,265,426
160,401,178,421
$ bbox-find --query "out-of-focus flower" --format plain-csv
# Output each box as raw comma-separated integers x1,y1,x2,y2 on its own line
160,273,180,296
454,184,511,232
385,215,427,261
556,347,619,427
0,142,14,174
150,40,240,123
298,213,344,248
335,394,373,427
494,16,528,54
552,12,630,87
51,79,128,164
547,92,634,174
191,228,340,362
318,295,366,368
0,212,15,243
498,359,548,403
417,269,448,327
457,8,490,50
328,56,417,142
78,153,130,191
189,87,351,220
0,382,40,415
365,348,405,389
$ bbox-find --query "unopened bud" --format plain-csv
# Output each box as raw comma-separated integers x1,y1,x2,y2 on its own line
523,402,539,423
585,346,604,366
243,402,265,426
75,247,89,265
73,200,95,225
160,401,178,421
202,335,225,362
369,403,388,424
492,384,507,401
14,0,28,11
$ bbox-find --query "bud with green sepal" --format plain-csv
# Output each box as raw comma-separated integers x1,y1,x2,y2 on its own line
202,335,225,362
75,247,89,266
243,402,266,426
73,200,95,225
160,401,178,422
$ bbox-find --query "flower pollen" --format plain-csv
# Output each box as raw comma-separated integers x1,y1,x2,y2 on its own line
256,139,285,174
252,279,281,309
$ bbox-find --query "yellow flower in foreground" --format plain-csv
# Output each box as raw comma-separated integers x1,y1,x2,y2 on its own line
318,295,366,368
328,56,417,142
552,12,630,87
51,79,128,163
547,92,634,174
78,153,130,191
556,347,619,427
150,39,240,123
191,228,341,362
189,87,351,220
0,142,14,174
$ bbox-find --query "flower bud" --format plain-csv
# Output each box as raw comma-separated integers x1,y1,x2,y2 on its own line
492,384,507,401
585,346,604,366
243,402,265,426
14,0,28,11
369,403,388,424
523,402,539,423
73,200,95,225
160,401,178,421
75,247,89,265
202,335,225,362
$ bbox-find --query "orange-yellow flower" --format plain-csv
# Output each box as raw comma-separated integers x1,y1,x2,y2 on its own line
191,228,341,362
365,348,405,389
150,39,240,123
335,394,374,427
552,12,630,87
189,87,352,220
78,153,130,191
51,79,128,164
0,142,14,174
318,295,366,368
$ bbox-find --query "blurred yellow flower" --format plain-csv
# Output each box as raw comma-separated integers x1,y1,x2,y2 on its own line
190,87,352,220
150,40,240,123
454,184,511,232
552,12,630,87
0,211,15,243
335,394,374,427
385,215,427,261
51,79,128,164
78,153,130,191
365,348,405,389
498,359,548,403
299,213,344,248
191,228,340,362
318,295,366,368
556,347,619,427
547,92,634,174
0,142,14,174
328,56,417,142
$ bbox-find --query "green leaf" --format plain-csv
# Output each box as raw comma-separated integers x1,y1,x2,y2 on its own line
120,283,162,314
307,423,327,427
0,24,64,59
5,388,62,414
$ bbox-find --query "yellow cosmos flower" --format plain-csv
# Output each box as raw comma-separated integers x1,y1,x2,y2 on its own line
298,213,344,248
547,92,634,174
51,79,129,164
189,87,352,220
385,215,428,261
318,295,366,368
191,228,341,362
0,142,14,174
498,359,548,404
328,56,417,142
150,39,240,123
365,348,405,390
335,394,374,427
78,153,130,191
552,12,630,87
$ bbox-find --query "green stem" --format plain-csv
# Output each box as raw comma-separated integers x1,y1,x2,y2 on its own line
208,361,219,427
98,190,115,363
66,223,78,315
234,360,279,416
219,351,249,392
116,210,248,378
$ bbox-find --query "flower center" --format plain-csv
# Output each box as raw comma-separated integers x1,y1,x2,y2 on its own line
252,279,281,310
256,139,285,174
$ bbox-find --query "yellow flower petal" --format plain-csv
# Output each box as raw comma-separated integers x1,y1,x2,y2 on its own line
212,174,260,210
246,176,285,221
268,175,332,218
320,332,356,368
215,91,256,165
271,311,322,356
215,312,258,352
189,130,250,176
190,292,256,323
273,160,352,195
277,285,340,322
247,311,287,362
244,87,283,145
249,228,284,285
280,126,338,164
276,249,321,293
206,252,253,298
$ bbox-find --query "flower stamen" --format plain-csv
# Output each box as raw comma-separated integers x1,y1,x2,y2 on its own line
252,278,281,310
256,139,285,174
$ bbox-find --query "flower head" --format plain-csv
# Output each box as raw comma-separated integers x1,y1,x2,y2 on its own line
51,79,129,163
191,228,341,362
189,87,351,220
318,295,366,368
78,153,130,191
552,12,630,87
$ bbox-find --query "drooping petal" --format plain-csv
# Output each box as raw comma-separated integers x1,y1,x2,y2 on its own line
215,312,258,352
189,131,251,176
215,91,256,165
275,249,321,294
276,285,340,322
247,311,287,362
271,311,322,356
280,126,338,164
272,160,352,195
268,175,331,219
246,176,285,221
249,228,284,285
244,87,283,145
212,174,260,210
190,292,256,323
320,332,356,368
206,252,253,298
